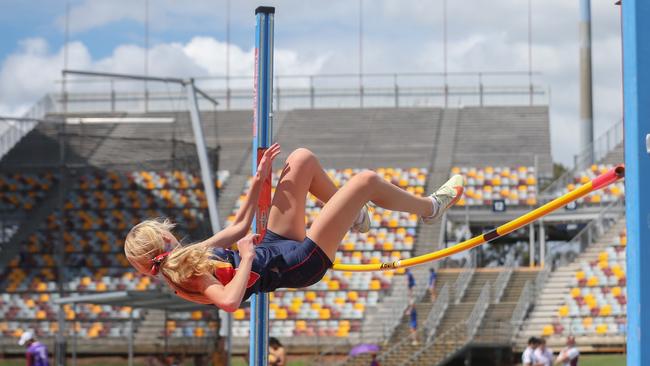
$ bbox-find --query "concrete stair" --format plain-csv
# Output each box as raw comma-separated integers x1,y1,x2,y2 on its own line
517,219,626,351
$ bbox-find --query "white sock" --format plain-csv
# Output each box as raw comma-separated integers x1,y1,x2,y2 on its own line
354,208,365,225
426,196,440,218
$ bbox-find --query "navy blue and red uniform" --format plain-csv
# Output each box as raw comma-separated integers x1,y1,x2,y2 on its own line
212,230,332,301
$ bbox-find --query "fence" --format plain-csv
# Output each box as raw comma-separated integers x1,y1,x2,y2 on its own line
53,71,547,113
541,119,624,198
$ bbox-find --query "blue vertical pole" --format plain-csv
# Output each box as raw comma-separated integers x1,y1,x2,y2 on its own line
250,6,275,366
622,1,650,365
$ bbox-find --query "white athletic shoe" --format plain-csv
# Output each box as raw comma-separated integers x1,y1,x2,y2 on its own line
421,174,464,224
351,204,371,233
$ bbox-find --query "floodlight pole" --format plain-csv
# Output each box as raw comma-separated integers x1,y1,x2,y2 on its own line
250,6,275,366
622,0,650,364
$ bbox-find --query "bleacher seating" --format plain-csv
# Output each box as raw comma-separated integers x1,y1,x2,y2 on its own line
545,229,627,337
450,166,537,206
562,164,625,205
228,168,427,337
0,172,57,212
0,170,228,340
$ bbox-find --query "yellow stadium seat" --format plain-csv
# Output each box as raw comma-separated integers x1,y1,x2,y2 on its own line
598,252,608,262
600,304,612,316
195,327,205,337
570,288,581,298
558,305,569,317
587,276,599,287
311,303,322,310
348,291,359,301
542,325,553,336
296,320,307,331
354,303,365,312
596,324,608,334
370,280,381,290
234,309,246,320
583,317,593,328
319,309,331,319
611,286,622,297
575,271,585,280
306,291,317,302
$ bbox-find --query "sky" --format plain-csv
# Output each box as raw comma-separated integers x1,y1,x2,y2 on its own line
0,0,623,166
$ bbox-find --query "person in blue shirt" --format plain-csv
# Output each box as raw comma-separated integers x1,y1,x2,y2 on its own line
428,267,437,301
406,268,416,298
405,299,418,346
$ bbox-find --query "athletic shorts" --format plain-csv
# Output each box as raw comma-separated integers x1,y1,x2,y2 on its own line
258,230,333,290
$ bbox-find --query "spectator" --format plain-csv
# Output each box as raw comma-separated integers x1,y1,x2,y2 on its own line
269,337,286,366
18,331,49,366
522,337,544,366
428,267,437,301
406,268,416,298
404,299,418,346
369,353,380,366
555,336,579,366
535,337,554,366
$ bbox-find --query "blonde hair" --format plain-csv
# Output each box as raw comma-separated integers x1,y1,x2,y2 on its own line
124,218,222,285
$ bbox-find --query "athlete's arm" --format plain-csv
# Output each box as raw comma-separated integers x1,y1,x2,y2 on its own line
202,233,257,312
196,143,280,249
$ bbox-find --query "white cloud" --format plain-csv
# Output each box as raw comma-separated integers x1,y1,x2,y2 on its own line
11,0,625,166
0,36,326,116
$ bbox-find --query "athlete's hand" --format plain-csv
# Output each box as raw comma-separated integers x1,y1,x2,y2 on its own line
237,233,260,261
257,143,281,181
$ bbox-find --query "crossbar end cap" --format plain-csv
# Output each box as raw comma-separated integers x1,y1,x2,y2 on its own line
646,133,650,154
255,6,275,14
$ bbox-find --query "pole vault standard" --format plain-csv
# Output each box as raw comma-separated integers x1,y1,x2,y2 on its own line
250,6,275,366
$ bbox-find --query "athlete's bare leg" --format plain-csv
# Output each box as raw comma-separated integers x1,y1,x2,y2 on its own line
267,148,338,241
308,170,434,262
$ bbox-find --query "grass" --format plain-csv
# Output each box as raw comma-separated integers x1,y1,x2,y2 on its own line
579,354,626,366
0,354,624,366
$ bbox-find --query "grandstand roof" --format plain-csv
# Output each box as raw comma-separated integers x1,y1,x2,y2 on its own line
53,289,214,312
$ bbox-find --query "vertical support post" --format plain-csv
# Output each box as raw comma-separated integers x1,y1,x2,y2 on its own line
394,73,399,108
185,79,226,364
72,304,77,366
623,1,650,364
128,310,134,366
185,80,222,233
528,224,535,267
539,220,546,268
310,76,315,109
579,0,594,167
250,6,275,366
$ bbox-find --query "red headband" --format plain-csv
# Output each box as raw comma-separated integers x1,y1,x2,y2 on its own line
149,251,172,275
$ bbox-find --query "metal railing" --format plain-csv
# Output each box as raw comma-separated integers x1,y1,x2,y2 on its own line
492,258,515,303
541,119,623,198
424,284,451,344
454,265,475,304
55,71,547,113
0,94,58,159
466,283,491,339
404,321,468,366
548,196,625,270
508,280,534,342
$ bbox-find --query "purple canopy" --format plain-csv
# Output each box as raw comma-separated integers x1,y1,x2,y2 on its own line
349,344,380,356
